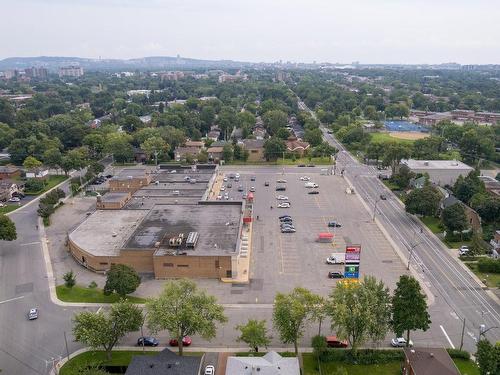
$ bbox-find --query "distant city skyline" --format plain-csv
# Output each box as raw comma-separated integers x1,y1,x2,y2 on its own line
2,0,500,64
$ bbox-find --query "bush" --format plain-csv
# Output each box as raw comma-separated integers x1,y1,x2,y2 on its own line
88,281,98,289
24,178,46,192
444,230,472,242
63,270,76,288
319,349,404,365
447,348,470,360
477,258,500,274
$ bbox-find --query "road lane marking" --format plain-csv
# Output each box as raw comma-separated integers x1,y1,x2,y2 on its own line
0,295,25,305
440,325,455,349
20,241,41,246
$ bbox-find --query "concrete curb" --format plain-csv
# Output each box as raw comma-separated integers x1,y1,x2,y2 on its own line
344,174,436,306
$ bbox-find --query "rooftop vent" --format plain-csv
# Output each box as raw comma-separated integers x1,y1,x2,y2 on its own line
423,161,429,166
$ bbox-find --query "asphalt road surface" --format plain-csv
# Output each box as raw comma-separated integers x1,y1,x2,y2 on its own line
299,99,500,352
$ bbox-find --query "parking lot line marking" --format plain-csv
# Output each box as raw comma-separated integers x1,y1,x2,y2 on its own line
440,325,455,349
20,241,41,246
0,296,25,305
278,231,284,274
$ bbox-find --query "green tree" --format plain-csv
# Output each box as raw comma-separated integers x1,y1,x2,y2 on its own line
273,287,320,355
382,142,412,174
105,133,134,163
470,193,500,224
236,319,271,352
328,276,391,353
0,215,17,241
264,137,286,161
366,141,385,165
405,185,441,216
104,264,141,297
146,279,227,356
476,339,499,375
140,137,168,164
83,133,106,159
442,203,468,233
391,275,431,347
0,123,16,150
469,231,487,256
0,98,15,125
262,110,288,135
304,128,323,147
23,156,43,172
63,270,76,289
72,300,143,360
222,143,233,162
43,148,63,171
454,171,485,204
363,105,378,120
391,165,415,190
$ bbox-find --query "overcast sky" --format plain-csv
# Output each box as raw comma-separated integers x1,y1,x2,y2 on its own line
1,0,499,64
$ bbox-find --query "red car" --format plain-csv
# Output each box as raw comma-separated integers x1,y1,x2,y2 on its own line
169,336,192,347
326,336,348,348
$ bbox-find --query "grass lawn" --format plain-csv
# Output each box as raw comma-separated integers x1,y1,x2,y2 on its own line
369,132,415,145
453,359,480,375
0,204,20,214
465,263,500,288
25,175,67,195
382,180,400,191
445,240,471,249
421,216,443,234
56,285,146,304
60,350,203,375
302,354,400,375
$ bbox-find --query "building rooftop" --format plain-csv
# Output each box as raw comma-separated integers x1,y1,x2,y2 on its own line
113,168,150,180
69,210,148,256
226,351,300,375
403,348,460,375
242,139,265,149
125,348,201,375
99,192,130,203
124,203,241,256
401,159,473,171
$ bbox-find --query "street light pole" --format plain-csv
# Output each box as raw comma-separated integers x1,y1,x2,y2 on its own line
372,198,381,221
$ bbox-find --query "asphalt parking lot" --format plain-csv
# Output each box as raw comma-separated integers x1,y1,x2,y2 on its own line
201,166,408,304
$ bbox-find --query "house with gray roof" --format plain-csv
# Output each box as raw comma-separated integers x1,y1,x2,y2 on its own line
225,351,300,375
125,348,203,375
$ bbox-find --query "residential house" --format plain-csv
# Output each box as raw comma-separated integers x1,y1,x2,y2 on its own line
0,180,23,202
410,176,426,189
225,351,300,375
285,137,310,157
207,146,224,162
139,115,152,124
25,168,49,179
242,139,265,162
440,189,481,232
174,146,202,161
207,126,221,141
185,140,205,149
125,348,202,375
402,348,460,375
133,147,147,163
490,230,500,257
0,166,21,180
400,159,473,187
479,175,500,197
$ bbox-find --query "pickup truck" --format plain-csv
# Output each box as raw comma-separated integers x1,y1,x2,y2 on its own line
326,253,345,264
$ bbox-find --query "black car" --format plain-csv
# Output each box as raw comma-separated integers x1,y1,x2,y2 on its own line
308,191,319,195
251,176,256,181
328,221,342,228
276,186,286,191
279,215,292,219
380,194,387,200
307,164,316,167
328,272,344,279
264,181,269,186
298,164,306,167
105,174,113,179
137,337,159,346
279,216,293,221
227,183,232,188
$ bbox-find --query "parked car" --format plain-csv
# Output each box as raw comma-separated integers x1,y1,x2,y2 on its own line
220,186,226,191
281,228,296,233
459,246,470,256
227,183,232,188
391,337,413,347
300,176,310,181
380,194,387,200
8,197,20,202
169,336,192,347
28,308,38,320
277,202,291,208
137,337,159,347
204,365,215,375
251,176,256,181
249,187,256,192
276,179,287,183
281,225,295,230
223,177,228,182
307,164,315,167
105,174,113,179
328,272,344,279
326,336,348,348
328,221,342,228
279,215,292,219
276,186,286,191
298,164,306,167
264,181,269,186
238,185,244,192
276,195,289,200
216,195,222,200
308,191,319,195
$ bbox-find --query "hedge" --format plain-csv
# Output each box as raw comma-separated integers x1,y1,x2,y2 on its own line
319,349,404,365
477,258,500,274
447,349,470,360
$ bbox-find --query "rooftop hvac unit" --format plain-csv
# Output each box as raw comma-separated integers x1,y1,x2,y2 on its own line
186,232,199,248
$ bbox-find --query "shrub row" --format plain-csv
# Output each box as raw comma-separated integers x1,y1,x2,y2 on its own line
447,348,470,360
477,258,500,274
319,348,404,365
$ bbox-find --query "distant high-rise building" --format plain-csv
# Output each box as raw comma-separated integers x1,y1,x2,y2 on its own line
59,66,84,78
25,67,48,79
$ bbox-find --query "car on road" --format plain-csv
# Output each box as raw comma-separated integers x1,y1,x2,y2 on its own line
304,182,319,188
380,194,387,200
326,336,348,348
308,191,319,195
276,179,287,183
280,219,293,225
238,185,244,192
235,173,240,179
251,176,256,181
28,308,38,320
223,177,228,182
298,164,306,167
204,365,215,375
459,246,470,256
224,194,229,200
307,164,315,167
250,186,256,192
220,186,226,191
300,176,310,181
328,221,342,228
277,202,291,208
216,195,222,200
169,336,192,347
391,337,413,347
281,228,296,233
137,337,159,347
281,225,295,231
227,183,232,188
8,197,20,202
264,181,269,186
328,272,344,279
276,195,288,200
327,130,333,134
276,186,286,191
279,215,292,219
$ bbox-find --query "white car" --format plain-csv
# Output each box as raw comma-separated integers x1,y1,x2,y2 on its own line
300,176,310,181
276,195,289,200
28,308,38,320
458,246,469,256
223,177,228,182
391,337,413,347
216,195,222,200
304,182,319,188
249,187,256,192
8,197,20,202
220,186,226,191
204,365,215,375
276,179,287,183
235,173,240,179
277,202,291,208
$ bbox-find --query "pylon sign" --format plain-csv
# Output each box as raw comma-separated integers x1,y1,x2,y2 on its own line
344,245,361,278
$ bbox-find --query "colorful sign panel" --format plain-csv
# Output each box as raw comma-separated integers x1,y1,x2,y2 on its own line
344,245,361,279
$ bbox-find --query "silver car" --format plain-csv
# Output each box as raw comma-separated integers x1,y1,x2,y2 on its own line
28,308,38,320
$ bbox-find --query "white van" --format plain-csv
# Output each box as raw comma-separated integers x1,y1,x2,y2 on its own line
305,182,319,188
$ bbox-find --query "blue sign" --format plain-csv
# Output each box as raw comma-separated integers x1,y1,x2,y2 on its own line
344,264,359,279
345,272,359,278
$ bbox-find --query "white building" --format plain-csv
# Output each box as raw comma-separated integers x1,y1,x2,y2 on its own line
58,66,84,78
225,352,300,375
400,159,473,187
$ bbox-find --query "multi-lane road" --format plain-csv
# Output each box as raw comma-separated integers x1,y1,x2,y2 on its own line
298,99,500,352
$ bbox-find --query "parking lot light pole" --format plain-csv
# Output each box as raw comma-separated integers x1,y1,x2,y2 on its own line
372,197,382,221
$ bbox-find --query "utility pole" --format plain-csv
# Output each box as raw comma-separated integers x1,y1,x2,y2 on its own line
64,331,70,360
459,318,465,351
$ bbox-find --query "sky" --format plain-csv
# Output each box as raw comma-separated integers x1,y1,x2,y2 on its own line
1,0,499,64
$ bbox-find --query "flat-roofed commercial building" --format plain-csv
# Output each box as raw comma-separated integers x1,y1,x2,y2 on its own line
400,159,473,186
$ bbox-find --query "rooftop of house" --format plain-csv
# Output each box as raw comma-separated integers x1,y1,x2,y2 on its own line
225,351,300,375
207,146,224,153
98,192,130,203
125,348,201,375
0,166,20,173
242,139,265,149
285,137,310,151
174,146,202,155
403,348,460,375
184,140,205,148
211,140,227,147
401,159,473,171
